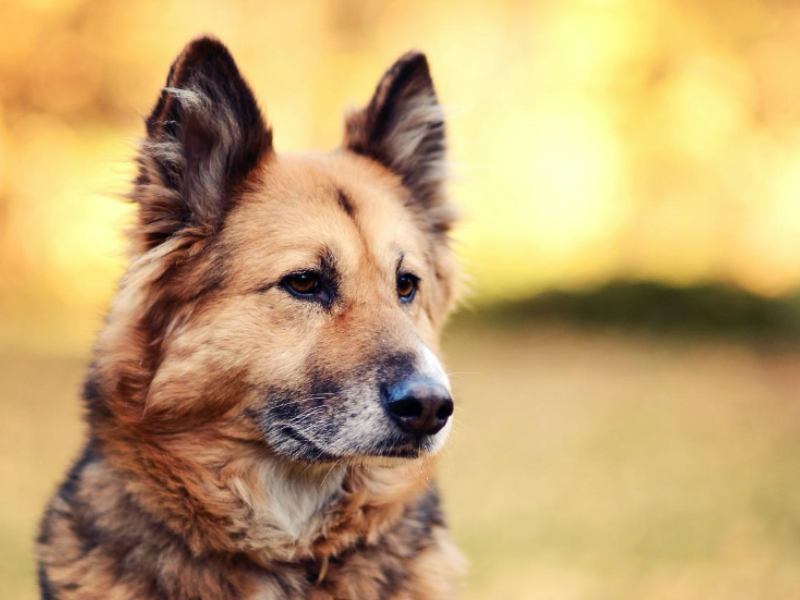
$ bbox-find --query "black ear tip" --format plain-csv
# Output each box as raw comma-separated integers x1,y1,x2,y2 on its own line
167,35,238,86
391,51,431,78
397,50,428,63
179,36,233,65
377,51,436,99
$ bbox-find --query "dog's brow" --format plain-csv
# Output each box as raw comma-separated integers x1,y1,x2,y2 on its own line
335,188,356,220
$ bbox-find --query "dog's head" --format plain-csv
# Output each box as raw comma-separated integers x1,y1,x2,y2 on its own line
95,37,458,465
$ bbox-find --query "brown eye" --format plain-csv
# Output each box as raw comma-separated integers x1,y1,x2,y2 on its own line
284,272,320,295
281,270,334,307
397,274,419,303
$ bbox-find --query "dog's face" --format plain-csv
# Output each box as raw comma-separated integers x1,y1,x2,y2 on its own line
219,154,455,462
155,153,457,463
98,38,458,465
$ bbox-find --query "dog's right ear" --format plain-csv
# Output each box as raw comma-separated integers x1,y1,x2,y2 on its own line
133,37,272,252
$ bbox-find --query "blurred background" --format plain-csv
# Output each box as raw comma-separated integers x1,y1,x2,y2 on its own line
3,0,800,598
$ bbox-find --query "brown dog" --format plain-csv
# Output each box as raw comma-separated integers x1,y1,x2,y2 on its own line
37,37,464,599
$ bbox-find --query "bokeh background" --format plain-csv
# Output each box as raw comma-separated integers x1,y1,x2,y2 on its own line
3,1,800,598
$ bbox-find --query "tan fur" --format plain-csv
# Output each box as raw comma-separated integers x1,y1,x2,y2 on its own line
38,37,464,599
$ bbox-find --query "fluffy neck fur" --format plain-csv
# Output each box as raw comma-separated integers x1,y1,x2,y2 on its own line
98,426,432,566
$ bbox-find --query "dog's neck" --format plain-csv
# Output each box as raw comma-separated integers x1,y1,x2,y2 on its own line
98,424,431,567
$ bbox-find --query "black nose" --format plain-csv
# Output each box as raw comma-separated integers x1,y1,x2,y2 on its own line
385,376,453,437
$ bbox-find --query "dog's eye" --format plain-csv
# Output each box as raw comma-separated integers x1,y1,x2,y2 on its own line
397,274,419,303
282,272,329,302
285,273,319,294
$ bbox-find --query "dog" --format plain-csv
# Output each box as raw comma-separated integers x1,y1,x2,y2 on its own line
36,36,465,599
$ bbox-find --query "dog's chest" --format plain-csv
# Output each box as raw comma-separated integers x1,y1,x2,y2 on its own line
236,464,348,561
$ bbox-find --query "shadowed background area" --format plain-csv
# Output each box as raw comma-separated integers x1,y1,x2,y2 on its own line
2,1,800,598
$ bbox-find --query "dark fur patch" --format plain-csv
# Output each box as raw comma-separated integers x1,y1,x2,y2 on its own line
82,369,112,428
38,563,56,600
336,188,356,219
413,486,445,529
56,444,99,506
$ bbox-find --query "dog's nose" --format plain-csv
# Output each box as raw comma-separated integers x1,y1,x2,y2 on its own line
385,376,453,437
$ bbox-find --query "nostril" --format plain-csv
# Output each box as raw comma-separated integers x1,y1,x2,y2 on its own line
436,399,454,421
388,397,423,419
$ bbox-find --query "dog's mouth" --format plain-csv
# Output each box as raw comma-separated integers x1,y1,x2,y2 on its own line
270,424,437,464
275,425,341,462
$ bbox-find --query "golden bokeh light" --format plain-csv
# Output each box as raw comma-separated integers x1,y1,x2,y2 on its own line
2,0,800,346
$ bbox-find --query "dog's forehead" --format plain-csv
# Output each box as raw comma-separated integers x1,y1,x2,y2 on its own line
222,152,426,275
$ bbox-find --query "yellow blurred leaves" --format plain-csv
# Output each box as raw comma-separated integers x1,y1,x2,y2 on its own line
2,114,132,306
657,53,753,161
2,0,800,315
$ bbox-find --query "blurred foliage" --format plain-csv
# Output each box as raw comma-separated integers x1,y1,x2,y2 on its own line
460,280,800,344
3,0,800,343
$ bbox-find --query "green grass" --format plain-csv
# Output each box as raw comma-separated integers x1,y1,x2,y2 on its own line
3,324,800,599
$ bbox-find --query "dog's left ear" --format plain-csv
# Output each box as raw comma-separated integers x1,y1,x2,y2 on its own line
344,52,456,234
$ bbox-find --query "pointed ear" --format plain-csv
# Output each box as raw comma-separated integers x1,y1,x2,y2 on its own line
344,52,456,234
133,36,272,251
